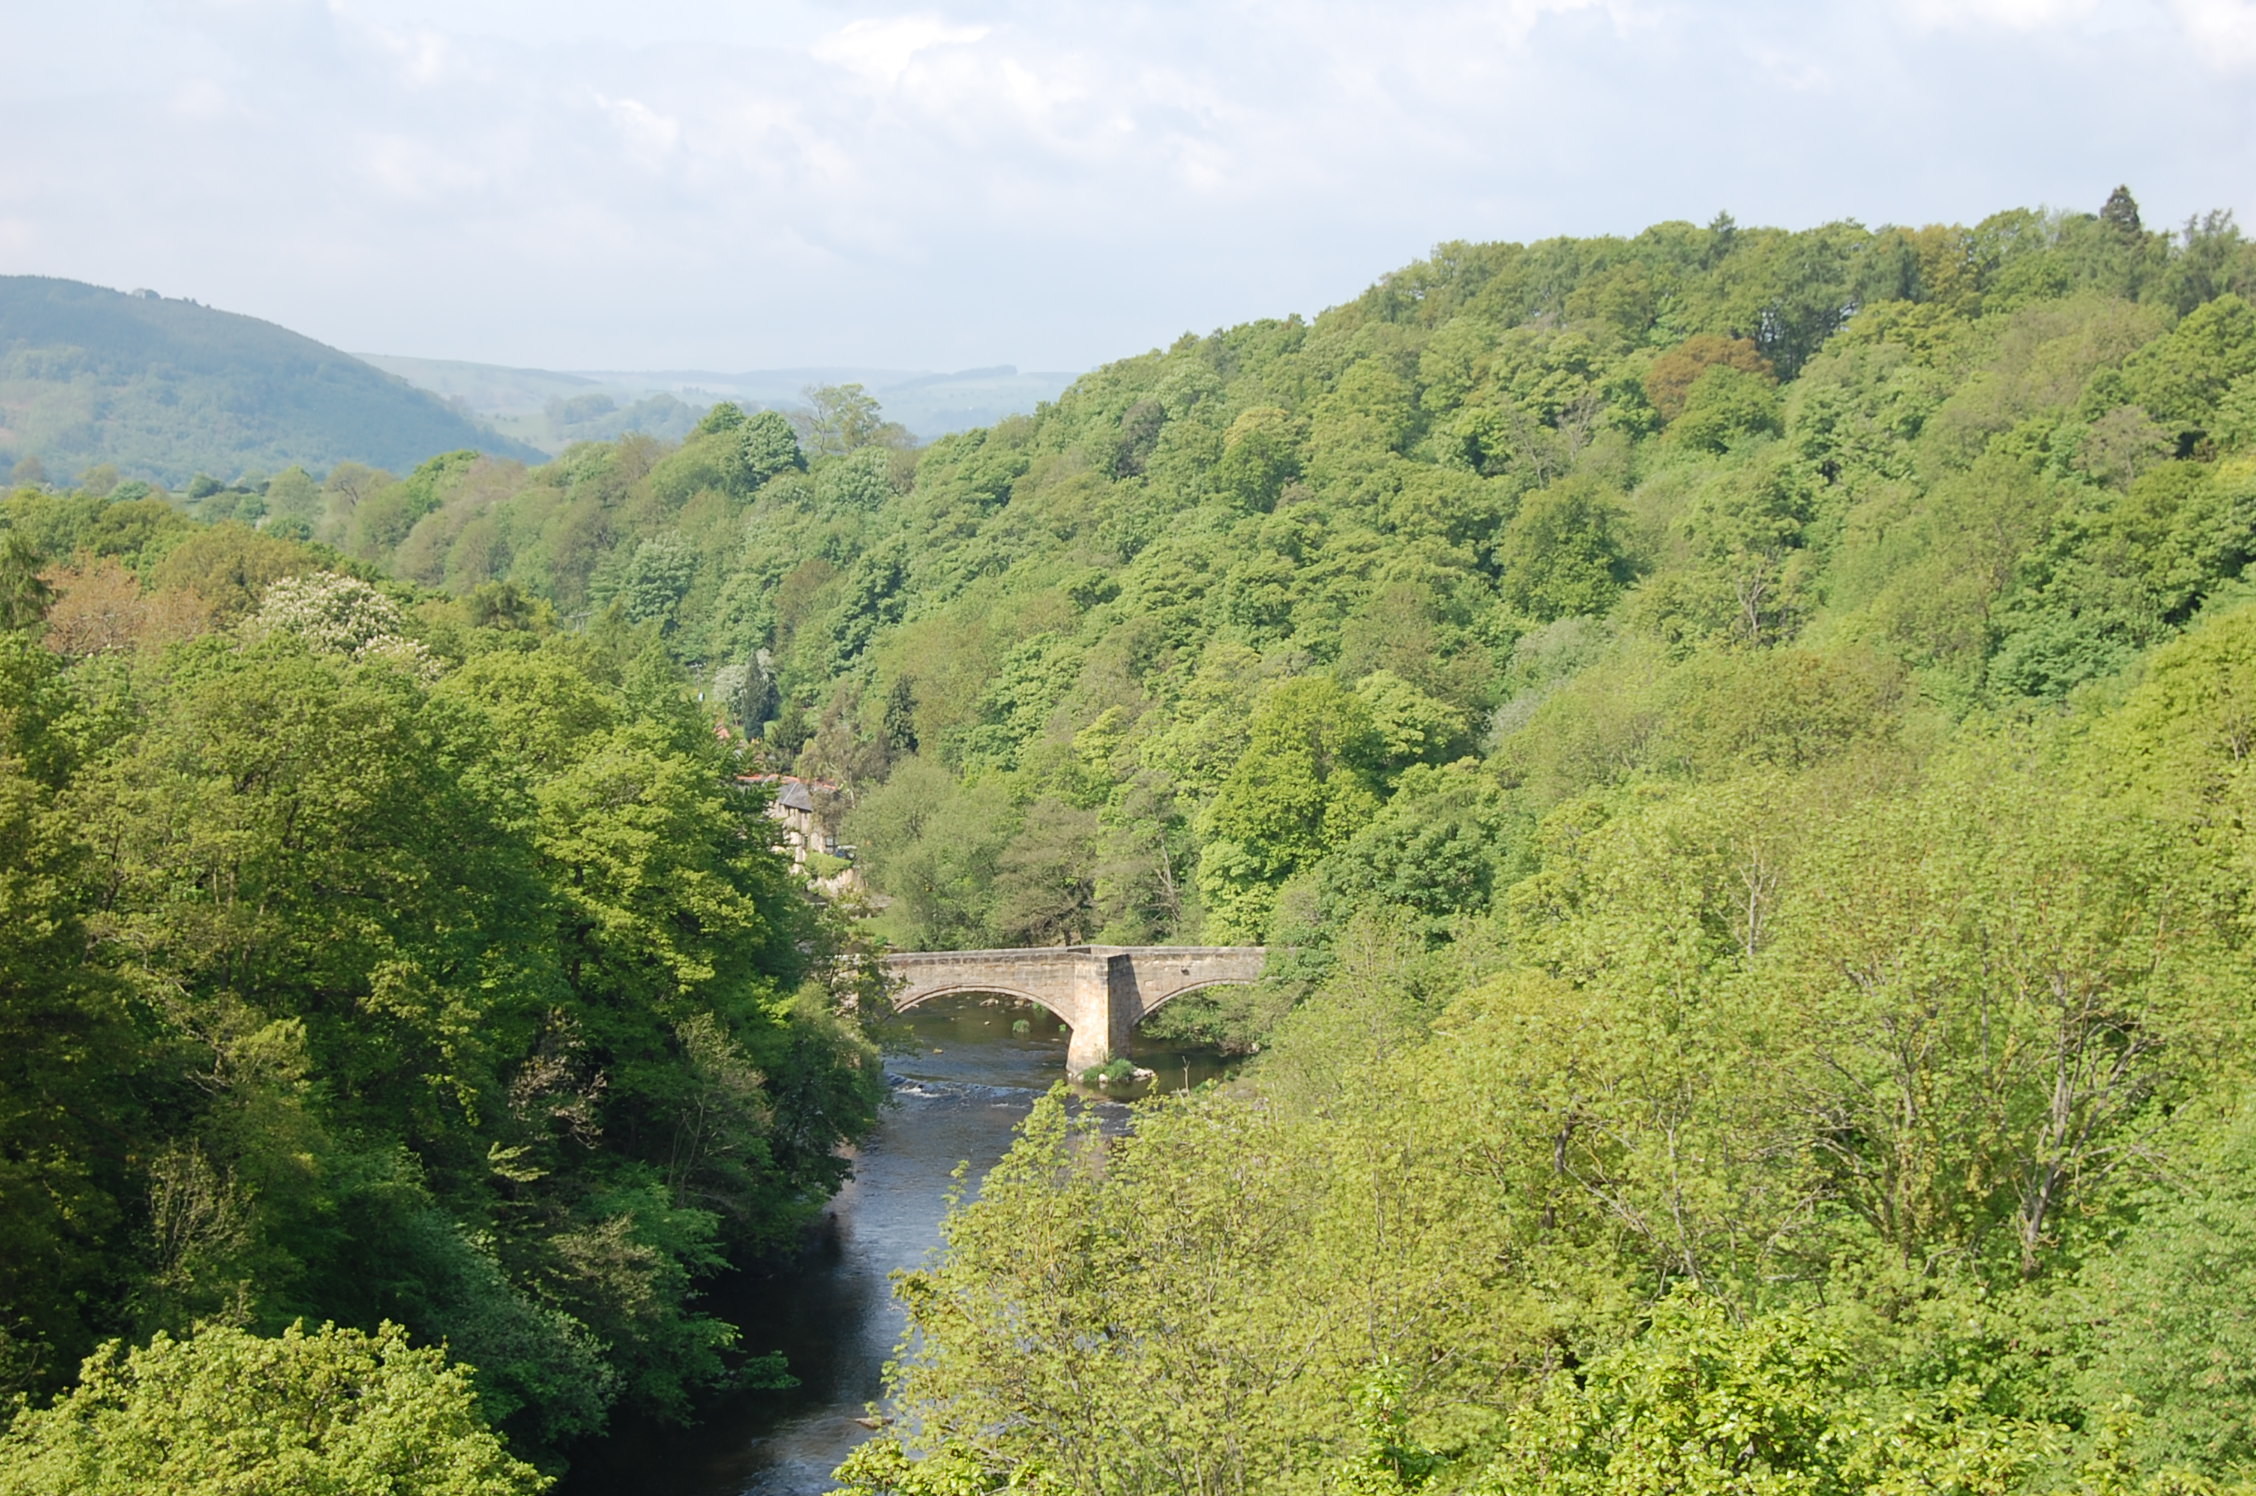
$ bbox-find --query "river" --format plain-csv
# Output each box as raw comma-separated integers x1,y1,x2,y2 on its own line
556,995,1232,1496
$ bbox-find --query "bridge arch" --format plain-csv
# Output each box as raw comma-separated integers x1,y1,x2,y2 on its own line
1132,977,1246,1022
890,981,1074,1029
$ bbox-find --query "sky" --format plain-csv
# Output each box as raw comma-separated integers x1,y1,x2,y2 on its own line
4,0,2254,374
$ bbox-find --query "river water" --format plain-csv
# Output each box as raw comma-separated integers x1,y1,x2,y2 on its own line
556,996,1231,1496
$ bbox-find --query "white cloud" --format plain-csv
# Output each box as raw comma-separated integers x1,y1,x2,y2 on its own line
334,6,472,88
1747,44,1832,92
4,1,2251,372
1890,0,2100,29
811,15,990,88
167,78,244,120
594,94,682,164
2168,0,2256,63
356,132,493,202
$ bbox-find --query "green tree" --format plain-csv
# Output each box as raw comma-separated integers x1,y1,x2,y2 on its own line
0,636,129,1393
1475,1293,2037,1496
1495,476,1632,623
1777,750,2191,1278
1213,406,1299,511
1315,759,1512,937
844,757,1012,949
817,448,898,512
1667,364,1785,452
0,1321,547,1496
1197,677,1382,941
741,408,806,486
989,797,1100,947
803,385,906,457
2076,1100,2256,1475
2121,293,2256,437
0,533,52,631
868,1077,1538,1496
2103,185,2144,238
145,523,318,626
600,534,699,630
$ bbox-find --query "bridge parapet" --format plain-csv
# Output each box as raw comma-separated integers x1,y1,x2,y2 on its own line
882,945,1267,1075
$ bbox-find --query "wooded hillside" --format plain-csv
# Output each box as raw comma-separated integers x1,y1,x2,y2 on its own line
10,187,2256,1493
0,277,541,486
303,191,2256,973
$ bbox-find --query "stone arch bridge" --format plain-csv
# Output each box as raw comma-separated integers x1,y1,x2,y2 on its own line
882,946,1268,1076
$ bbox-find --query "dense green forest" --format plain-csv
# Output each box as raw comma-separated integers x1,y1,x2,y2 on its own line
0,492,886,1488
0,277,542,487
9,186,2256,1492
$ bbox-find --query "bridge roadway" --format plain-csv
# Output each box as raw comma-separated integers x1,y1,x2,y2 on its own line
882,945,1268,1076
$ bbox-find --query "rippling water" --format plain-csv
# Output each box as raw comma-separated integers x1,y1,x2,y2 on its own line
557,996,1231,1496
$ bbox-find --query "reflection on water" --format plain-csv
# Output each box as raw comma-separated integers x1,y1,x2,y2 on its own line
555,996,1232,1496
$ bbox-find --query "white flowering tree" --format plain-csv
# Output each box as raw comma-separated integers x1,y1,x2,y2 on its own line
253,571,438,680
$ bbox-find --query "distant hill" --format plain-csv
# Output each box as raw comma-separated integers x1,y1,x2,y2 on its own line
0,277,543,485
358,353,1078,452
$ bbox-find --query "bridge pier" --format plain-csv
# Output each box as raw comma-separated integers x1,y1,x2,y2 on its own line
1063,949,1146,1076
882,945,1268,1079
